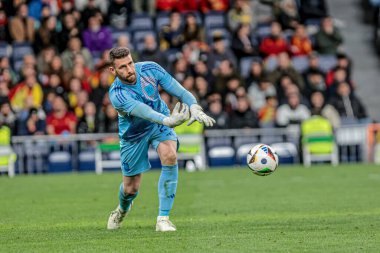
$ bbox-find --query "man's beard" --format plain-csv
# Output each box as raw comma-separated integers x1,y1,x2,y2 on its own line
117,73,136,84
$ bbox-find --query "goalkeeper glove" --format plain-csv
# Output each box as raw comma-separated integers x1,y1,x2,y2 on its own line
187,104,216,127
163,102,190,127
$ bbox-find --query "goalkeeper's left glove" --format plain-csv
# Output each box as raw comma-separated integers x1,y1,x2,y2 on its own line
187,104,216,127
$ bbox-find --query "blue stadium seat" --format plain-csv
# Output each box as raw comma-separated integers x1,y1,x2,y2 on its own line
292,55,309,72
132,30,156,53
12,42,33,61
0,42,9,58
155,12,170,31
318,55,337,73
270,142,299,164
204,11,225,29
129,13,154,31
265,55,278,72
78,150,96,171
48,151,72,173
111,28,130,47
208,146,235,167
239,56,262,78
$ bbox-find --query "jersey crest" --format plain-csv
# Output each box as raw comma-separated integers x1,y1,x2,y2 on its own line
140,76,157,100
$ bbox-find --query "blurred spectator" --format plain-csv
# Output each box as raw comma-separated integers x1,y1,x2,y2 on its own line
77,100,98,134
227,0,254,32
58,13,81,52
0,101,16,133
0,79,9,102
25,107,46,135
82,15,112,55
172,58,191,83
116,35,139,61
247,78,277,111
274,0,300,30
34,16,58,53
107,0,131,29
175,0,199,12
61,37,94,71
81,0,102,29
268,52,304,91
159,12,184,51
303,52,325,77
290,24,312,56
37,46,56,75
90,70,110,109
315,16,343,55
156,0,178,12
48,55,65,79
245,60,265,88
182,12,205,43
304,69,327,99
46,95,77,135
325,52,352,86
200,0,229,13
0,9,9,42
205,93,229,129
259,21,289,58
329,82,367,121
72,90,89,119
133,0,155,16
258,95,278,128
231,23,257,60
213,60,241,96
194,76,210,108
225,82,246,111
9,74,43,112
193,59,214,83
229,95,258,129
327,67,350,98
44,73,66,99
98,104,118,133
299,0,328,23
310,91,340,128
9,3,35,43
207,32,237,73
140,34,161,63
276,93,310,127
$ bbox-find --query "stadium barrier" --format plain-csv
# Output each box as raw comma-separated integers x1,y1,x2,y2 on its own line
8,124,375,175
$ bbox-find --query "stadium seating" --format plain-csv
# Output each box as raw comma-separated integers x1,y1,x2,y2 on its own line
48,151,72,173
132,30,156,52
208,146,235,167
111,28,130,47
0,42,9,58
129,13,154,31
204,11,226,29
318,55,338,73
270,142,299,164
155,11,171,31
78,150,96,171
292,55,309,72
239,56,262,78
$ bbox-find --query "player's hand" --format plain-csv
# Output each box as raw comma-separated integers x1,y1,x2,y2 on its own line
187,104,216,127
163,102,190,128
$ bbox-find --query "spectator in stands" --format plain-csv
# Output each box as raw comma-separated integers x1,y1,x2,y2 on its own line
303,51,325,78
299,0,328,23
72,90,89,119
225,82,245,111
274,0,300,30
81,0,103,29
315,16,343,55
245,60,265,88
82,15,112,55
37,46,56,75
175,0,200,13
327,67,351,98
268,52,304,91
156,0,178,12
325,52,352,87
0,79,9,102
98,103,118,133
90,70,110,110
258,94,278,128
139,34,161,63
9,3,35,43
213,59,241,96
9,74,43,112
116,35,139,61
247,78,277,111
107,0,131,29
207,32,237,73
58,13,81,52
329,82,367,121
276,93,311,127
46,95,77,135
229,95,258,129
34,16,58,53
132,0,155,16
304,69,327,99
172,57,191,83
44,73,66,99
182,12,205,43
194,76,210,108
200,0,229,13
0,100,16,134
231,23,257,61
259,21,289,58
25,107,46,135
48,55,65,81
61,37,93,72
227,0,254,32
0,9,9,42
205,93,229,129
310,91,340,128
193,59,214,83
290,24,312,56
159,12,184,51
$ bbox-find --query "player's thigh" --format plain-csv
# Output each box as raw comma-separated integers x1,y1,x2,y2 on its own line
157,140,178,164
120,140,150,176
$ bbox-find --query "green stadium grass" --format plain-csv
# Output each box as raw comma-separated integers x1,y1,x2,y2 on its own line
1,164,380,252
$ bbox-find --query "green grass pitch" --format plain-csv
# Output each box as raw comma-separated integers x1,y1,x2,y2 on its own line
1,164,380,253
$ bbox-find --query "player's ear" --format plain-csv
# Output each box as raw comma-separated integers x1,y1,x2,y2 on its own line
108,66,115,74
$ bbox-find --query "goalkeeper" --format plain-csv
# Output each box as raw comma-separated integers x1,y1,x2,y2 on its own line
107,47,215,232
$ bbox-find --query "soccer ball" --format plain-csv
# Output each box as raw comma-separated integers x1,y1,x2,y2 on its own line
247,144,279,176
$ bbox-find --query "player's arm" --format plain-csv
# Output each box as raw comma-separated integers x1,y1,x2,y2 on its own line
110,91,189,128
152,62,215,127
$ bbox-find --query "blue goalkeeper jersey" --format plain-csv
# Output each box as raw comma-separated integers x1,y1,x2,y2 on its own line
109,61,197,142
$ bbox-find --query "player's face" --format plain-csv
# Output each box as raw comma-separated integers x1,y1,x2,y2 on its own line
110,55,136,84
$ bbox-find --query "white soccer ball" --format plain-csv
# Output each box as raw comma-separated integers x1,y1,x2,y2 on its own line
247,144,279,176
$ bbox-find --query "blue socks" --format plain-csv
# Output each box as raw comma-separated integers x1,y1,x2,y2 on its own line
158,164,178,216
118,183,138,212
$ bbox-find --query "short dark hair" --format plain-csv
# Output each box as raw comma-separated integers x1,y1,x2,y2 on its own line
109,47,131,65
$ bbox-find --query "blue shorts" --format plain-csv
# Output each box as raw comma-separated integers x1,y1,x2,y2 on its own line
119,124,178,176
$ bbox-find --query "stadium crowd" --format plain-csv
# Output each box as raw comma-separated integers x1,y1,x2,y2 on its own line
0,0,370,137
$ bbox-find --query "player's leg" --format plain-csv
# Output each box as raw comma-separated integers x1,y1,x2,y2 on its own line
108,174,142,230
156,140,178,232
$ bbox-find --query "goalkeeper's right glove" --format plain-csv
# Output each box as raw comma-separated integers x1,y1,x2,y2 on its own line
163,102,190,128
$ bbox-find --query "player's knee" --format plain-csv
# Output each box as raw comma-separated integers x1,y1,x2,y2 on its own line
123,185,139,195
162,151,177,165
